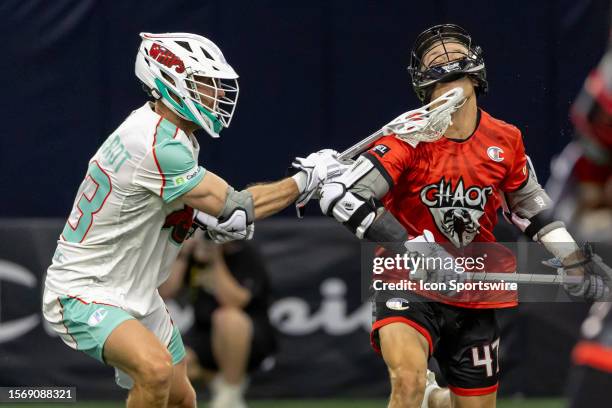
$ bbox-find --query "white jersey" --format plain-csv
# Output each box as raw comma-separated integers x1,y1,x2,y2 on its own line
45,103,205,317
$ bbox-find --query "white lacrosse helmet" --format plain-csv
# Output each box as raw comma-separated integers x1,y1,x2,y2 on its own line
135,32,239,138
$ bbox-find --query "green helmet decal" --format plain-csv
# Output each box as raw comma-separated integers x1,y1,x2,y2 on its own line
154,78,223,134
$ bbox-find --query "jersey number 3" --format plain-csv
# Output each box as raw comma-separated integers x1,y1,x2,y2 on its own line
62,161,112,243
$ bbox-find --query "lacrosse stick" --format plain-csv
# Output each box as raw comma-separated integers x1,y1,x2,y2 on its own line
338,87,465,162
409,245,612,286
409,269,584,285
295,87,466,216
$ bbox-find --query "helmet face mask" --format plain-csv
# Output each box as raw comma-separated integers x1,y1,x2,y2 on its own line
185,74,239,129
408,24,488,103
135,32,239,138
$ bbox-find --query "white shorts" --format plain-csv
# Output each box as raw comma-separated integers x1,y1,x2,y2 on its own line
42,287,185,389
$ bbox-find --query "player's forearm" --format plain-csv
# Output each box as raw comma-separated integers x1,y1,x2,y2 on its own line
181,171,229,216
539,227,584,275
247,178,299,220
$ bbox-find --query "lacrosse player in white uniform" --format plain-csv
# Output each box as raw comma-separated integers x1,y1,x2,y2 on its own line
42,32,343,408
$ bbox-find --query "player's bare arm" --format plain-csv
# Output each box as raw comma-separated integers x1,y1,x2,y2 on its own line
134,31,349,244
184,149,347,243
246,178,300,219
181,172,299,220
180,171,230,217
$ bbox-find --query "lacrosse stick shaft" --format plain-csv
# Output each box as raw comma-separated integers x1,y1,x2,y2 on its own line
295,88,464,216
338,129,384,161
410,269,583,285
463,272,583,285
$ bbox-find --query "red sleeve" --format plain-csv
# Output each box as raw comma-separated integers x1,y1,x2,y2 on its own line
361,135,414,188
500,131,529,192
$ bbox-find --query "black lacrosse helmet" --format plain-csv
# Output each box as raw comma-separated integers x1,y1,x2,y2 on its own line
408,24,488,102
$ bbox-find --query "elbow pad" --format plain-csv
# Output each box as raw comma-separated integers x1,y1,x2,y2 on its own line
194,186,255,243
319,182,377,239
319,154,394,239
220,186,255,223
502,155,564,240
501,196,565,241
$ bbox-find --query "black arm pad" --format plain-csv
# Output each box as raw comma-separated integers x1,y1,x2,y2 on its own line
524,209,561,240
364,209,409,253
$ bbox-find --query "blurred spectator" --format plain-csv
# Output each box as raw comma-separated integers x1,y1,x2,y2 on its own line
160,233,277,408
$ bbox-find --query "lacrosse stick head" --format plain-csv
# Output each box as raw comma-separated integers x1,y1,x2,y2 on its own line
384,87,465,146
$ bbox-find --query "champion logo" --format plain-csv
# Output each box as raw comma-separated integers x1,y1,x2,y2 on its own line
487,146,504,162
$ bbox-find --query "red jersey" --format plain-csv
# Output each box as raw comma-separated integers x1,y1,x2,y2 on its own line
366,109,527,308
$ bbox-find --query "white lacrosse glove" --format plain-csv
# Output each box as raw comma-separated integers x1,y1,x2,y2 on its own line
193,210,254,244
291,149,349,216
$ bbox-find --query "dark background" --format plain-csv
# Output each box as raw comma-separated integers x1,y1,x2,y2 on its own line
1,0,610,216
1,1,610,399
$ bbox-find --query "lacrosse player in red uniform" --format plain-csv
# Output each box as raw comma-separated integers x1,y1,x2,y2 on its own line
311,24,610,408
566,39,612,408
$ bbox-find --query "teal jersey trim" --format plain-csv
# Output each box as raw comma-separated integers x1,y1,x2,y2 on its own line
163,165,205,203
154,115,178,142
152,132,205,203
168,325,186,364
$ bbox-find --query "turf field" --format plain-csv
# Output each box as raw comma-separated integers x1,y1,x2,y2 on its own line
4,398,565,407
